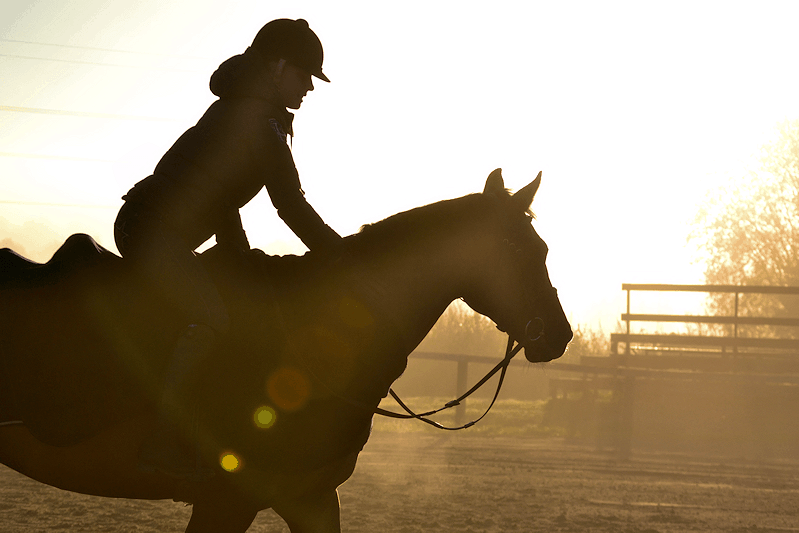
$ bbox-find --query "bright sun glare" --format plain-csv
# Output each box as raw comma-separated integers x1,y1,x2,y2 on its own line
2,1,799,328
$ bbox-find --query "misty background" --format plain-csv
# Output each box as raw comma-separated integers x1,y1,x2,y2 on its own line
3,1,799,466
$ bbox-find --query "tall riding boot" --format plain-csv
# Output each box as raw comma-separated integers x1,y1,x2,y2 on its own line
138,324,217,480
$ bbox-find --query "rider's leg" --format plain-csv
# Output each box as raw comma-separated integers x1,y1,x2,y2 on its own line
116,206,228,479
138,323,218,479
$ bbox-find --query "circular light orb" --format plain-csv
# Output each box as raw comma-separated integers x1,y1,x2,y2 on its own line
267,366,311,412
254,405,277,429
220,452,242,473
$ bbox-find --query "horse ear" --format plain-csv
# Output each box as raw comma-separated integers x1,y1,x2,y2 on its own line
512,171,542,211
483,168,505,195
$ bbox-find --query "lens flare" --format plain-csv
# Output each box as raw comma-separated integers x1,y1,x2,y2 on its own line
254,405,277,429
220,452,242,473
267,366,311,412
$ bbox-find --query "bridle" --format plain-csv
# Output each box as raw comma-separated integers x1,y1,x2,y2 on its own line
371,230,556,430
374,233,558,430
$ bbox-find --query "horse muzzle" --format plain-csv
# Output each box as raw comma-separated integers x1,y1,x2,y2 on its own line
521,317,569,363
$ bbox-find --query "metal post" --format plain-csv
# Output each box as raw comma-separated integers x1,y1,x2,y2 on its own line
455,359,468,425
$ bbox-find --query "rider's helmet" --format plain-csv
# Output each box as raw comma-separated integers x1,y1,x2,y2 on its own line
251,18,330,82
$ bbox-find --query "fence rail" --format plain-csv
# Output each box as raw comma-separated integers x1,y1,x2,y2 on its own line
548,284,799,460
620,313,799,327
621,283,799,294
616,284,799,356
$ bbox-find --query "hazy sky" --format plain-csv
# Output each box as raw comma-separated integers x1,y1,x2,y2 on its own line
2,0,799,329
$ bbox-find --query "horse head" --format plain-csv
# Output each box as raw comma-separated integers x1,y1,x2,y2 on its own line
461,169,572,363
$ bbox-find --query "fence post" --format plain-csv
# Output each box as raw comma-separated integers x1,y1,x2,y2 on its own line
733,290,739,355
455,359,468,425
614,375,635,461
625,287,632,356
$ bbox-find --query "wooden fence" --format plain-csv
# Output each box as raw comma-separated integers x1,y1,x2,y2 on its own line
548,284,799,460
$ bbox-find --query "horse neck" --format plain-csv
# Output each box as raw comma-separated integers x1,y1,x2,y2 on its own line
354,216,490,353
264,206,496,403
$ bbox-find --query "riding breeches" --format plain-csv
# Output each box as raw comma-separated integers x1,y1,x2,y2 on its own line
114,202,230,335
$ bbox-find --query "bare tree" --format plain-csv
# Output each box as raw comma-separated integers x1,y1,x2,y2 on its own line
691,119,799,330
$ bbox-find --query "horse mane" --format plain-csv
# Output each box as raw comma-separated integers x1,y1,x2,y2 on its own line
263,185,528,278
350,193,493,253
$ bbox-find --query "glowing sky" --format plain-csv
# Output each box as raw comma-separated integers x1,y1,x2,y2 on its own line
2,0,799,328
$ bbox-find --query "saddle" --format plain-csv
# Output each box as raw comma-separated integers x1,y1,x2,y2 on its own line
0,233,304,447
0,235,228,445
0,234,310,447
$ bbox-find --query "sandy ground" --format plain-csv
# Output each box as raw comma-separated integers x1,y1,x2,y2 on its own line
2,429,798,532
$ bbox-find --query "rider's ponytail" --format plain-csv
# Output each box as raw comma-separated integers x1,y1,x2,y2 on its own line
209,47,265,98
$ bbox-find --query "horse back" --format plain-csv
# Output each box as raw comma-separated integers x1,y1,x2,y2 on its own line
0,233,120,289
0,234,179,446
0,235,290,447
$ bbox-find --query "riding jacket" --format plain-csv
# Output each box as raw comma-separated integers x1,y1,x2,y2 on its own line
120,97,340,254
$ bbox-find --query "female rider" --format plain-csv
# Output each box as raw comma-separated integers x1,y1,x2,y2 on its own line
114,18,340,479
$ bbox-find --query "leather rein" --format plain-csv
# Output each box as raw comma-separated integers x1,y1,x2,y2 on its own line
375,318,543,431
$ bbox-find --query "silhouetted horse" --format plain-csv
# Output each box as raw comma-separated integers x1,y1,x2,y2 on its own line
0,170,571,532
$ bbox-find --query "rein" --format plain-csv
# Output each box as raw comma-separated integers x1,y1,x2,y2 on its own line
375,335,525,430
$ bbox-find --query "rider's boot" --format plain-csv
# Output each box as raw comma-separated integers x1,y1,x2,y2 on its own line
138,323,217,481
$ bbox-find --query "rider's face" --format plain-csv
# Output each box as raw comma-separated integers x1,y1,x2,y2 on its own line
273,61,314,110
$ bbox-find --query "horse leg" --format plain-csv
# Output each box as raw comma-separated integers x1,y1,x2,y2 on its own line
184,500,259,533
273,489,341,533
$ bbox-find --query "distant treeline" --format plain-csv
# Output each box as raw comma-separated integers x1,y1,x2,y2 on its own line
388,302,605,401
416,301,508,356
417,300,604,362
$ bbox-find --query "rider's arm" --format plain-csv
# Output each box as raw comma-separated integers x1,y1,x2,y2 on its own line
215,209,250,251
260,129,341,254
268,174,341,254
